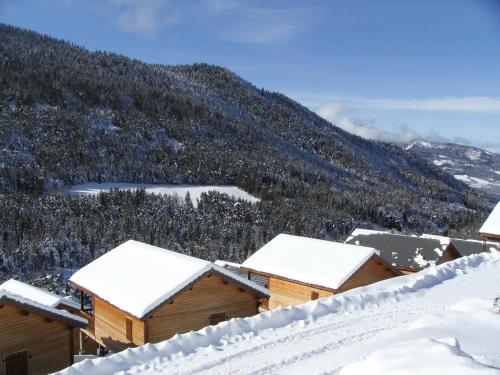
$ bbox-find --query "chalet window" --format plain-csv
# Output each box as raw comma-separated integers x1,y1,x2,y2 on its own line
209,312,226,326
4,350,28,375
311,291,319,300
126,317,133,341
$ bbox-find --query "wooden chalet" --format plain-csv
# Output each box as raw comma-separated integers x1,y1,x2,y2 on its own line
241,234,400,309
0,282,87,375
436,239,498,265
69,240,270,352
345,229,449,274
0,279,80,314
480,202,500,242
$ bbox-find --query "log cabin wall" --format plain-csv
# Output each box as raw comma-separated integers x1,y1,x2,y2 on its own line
93,296,145,349
0,304,73,375
397,267,418,275
267,277,333,309
145,273,260,343
337,255,399,293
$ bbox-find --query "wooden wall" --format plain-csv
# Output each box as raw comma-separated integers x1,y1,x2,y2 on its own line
267,277,333,309
146,273,260,343
265,255,398,309
437,250,457,265
337,255,399,292
0,304,73,375
93,296,145,350
397,267,418,275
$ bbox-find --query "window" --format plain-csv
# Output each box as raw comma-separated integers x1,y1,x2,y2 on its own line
209,312,226,326
4,350,28,375
311,291,319,300
126,317,133,341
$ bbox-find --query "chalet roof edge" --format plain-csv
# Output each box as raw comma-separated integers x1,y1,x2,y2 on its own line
0,290,87,327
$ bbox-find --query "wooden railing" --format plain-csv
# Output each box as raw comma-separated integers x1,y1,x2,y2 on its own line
80,310,95,334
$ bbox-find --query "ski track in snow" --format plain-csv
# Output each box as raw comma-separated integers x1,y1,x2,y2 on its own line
158,306,439,375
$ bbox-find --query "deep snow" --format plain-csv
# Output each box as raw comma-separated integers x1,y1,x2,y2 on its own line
67,183,260,207
481,202,500,237
242,234,376,289
70,240,268,318
57,252,500,375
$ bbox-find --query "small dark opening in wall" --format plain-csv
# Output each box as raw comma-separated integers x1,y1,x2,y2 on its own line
126,317,133,341
209,312,226,325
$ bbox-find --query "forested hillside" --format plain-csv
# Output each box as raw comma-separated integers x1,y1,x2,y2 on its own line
0,24,489,291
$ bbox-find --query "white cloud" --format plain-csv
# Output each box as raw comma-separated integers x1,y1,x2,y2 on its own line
317,101,419,144
343,96,500,113
202,1,316,44
107,0,182,38
202,0,316,43
54,0,316,42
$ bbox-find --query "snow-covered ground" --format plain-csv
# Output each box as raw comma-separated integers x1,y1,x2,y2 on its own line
57,253,500,375
67,183,260,207
454,174,500,189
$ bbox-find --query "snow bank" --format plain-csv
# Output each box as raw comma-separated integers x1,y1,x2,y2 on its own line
67,183,260,207
480,202,500,237
242,234,375,289
57,252,500,375
338,338,499,375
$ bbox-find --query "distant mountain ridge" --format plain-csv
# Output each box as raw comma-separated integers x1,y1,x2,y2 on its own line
406,140,500,199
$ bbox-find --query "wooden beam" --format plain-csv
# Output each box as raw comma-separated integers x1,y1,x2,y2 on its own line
80,290,85,310
69,327,75,365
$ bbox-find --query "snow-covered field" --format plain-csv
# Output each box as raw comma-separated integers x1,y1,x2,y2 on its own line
58,252,500,375
67,183,260,207
454,174,500,189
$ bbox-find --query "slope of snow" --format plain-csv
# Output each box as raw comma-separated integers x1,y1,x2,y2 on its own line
58,252,500,375
454,175,500,189
67,183,260,207
0,279,64,307
339,338,498,375
70,240,268,319
480,202,500,237
242,234,375,289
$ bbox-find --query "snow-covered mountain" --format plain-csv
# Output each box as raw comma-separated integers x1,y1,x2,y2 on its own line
407,140,500,198
57,252,500,374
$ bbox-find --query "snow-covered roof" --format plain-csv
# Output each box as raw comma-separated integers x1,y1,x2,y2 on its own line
70,240,269,319
0,289,87,327
214,260,242,269
0,279,72,308
56,251,500,375
480,202,500,237
345,228,402,242
242,234,376,290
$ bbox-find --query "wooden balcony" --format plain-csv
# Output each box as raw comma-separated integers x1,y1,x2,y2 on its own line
80,310,95,335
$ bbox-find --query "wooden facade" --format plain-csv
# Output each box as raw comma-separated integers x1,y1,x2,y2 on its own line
246,254,400,309
76,270,267,352
0,298,86,375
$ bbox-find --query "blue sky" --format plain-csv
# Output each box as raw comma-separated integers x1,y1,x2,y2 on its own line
2,0,500,151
